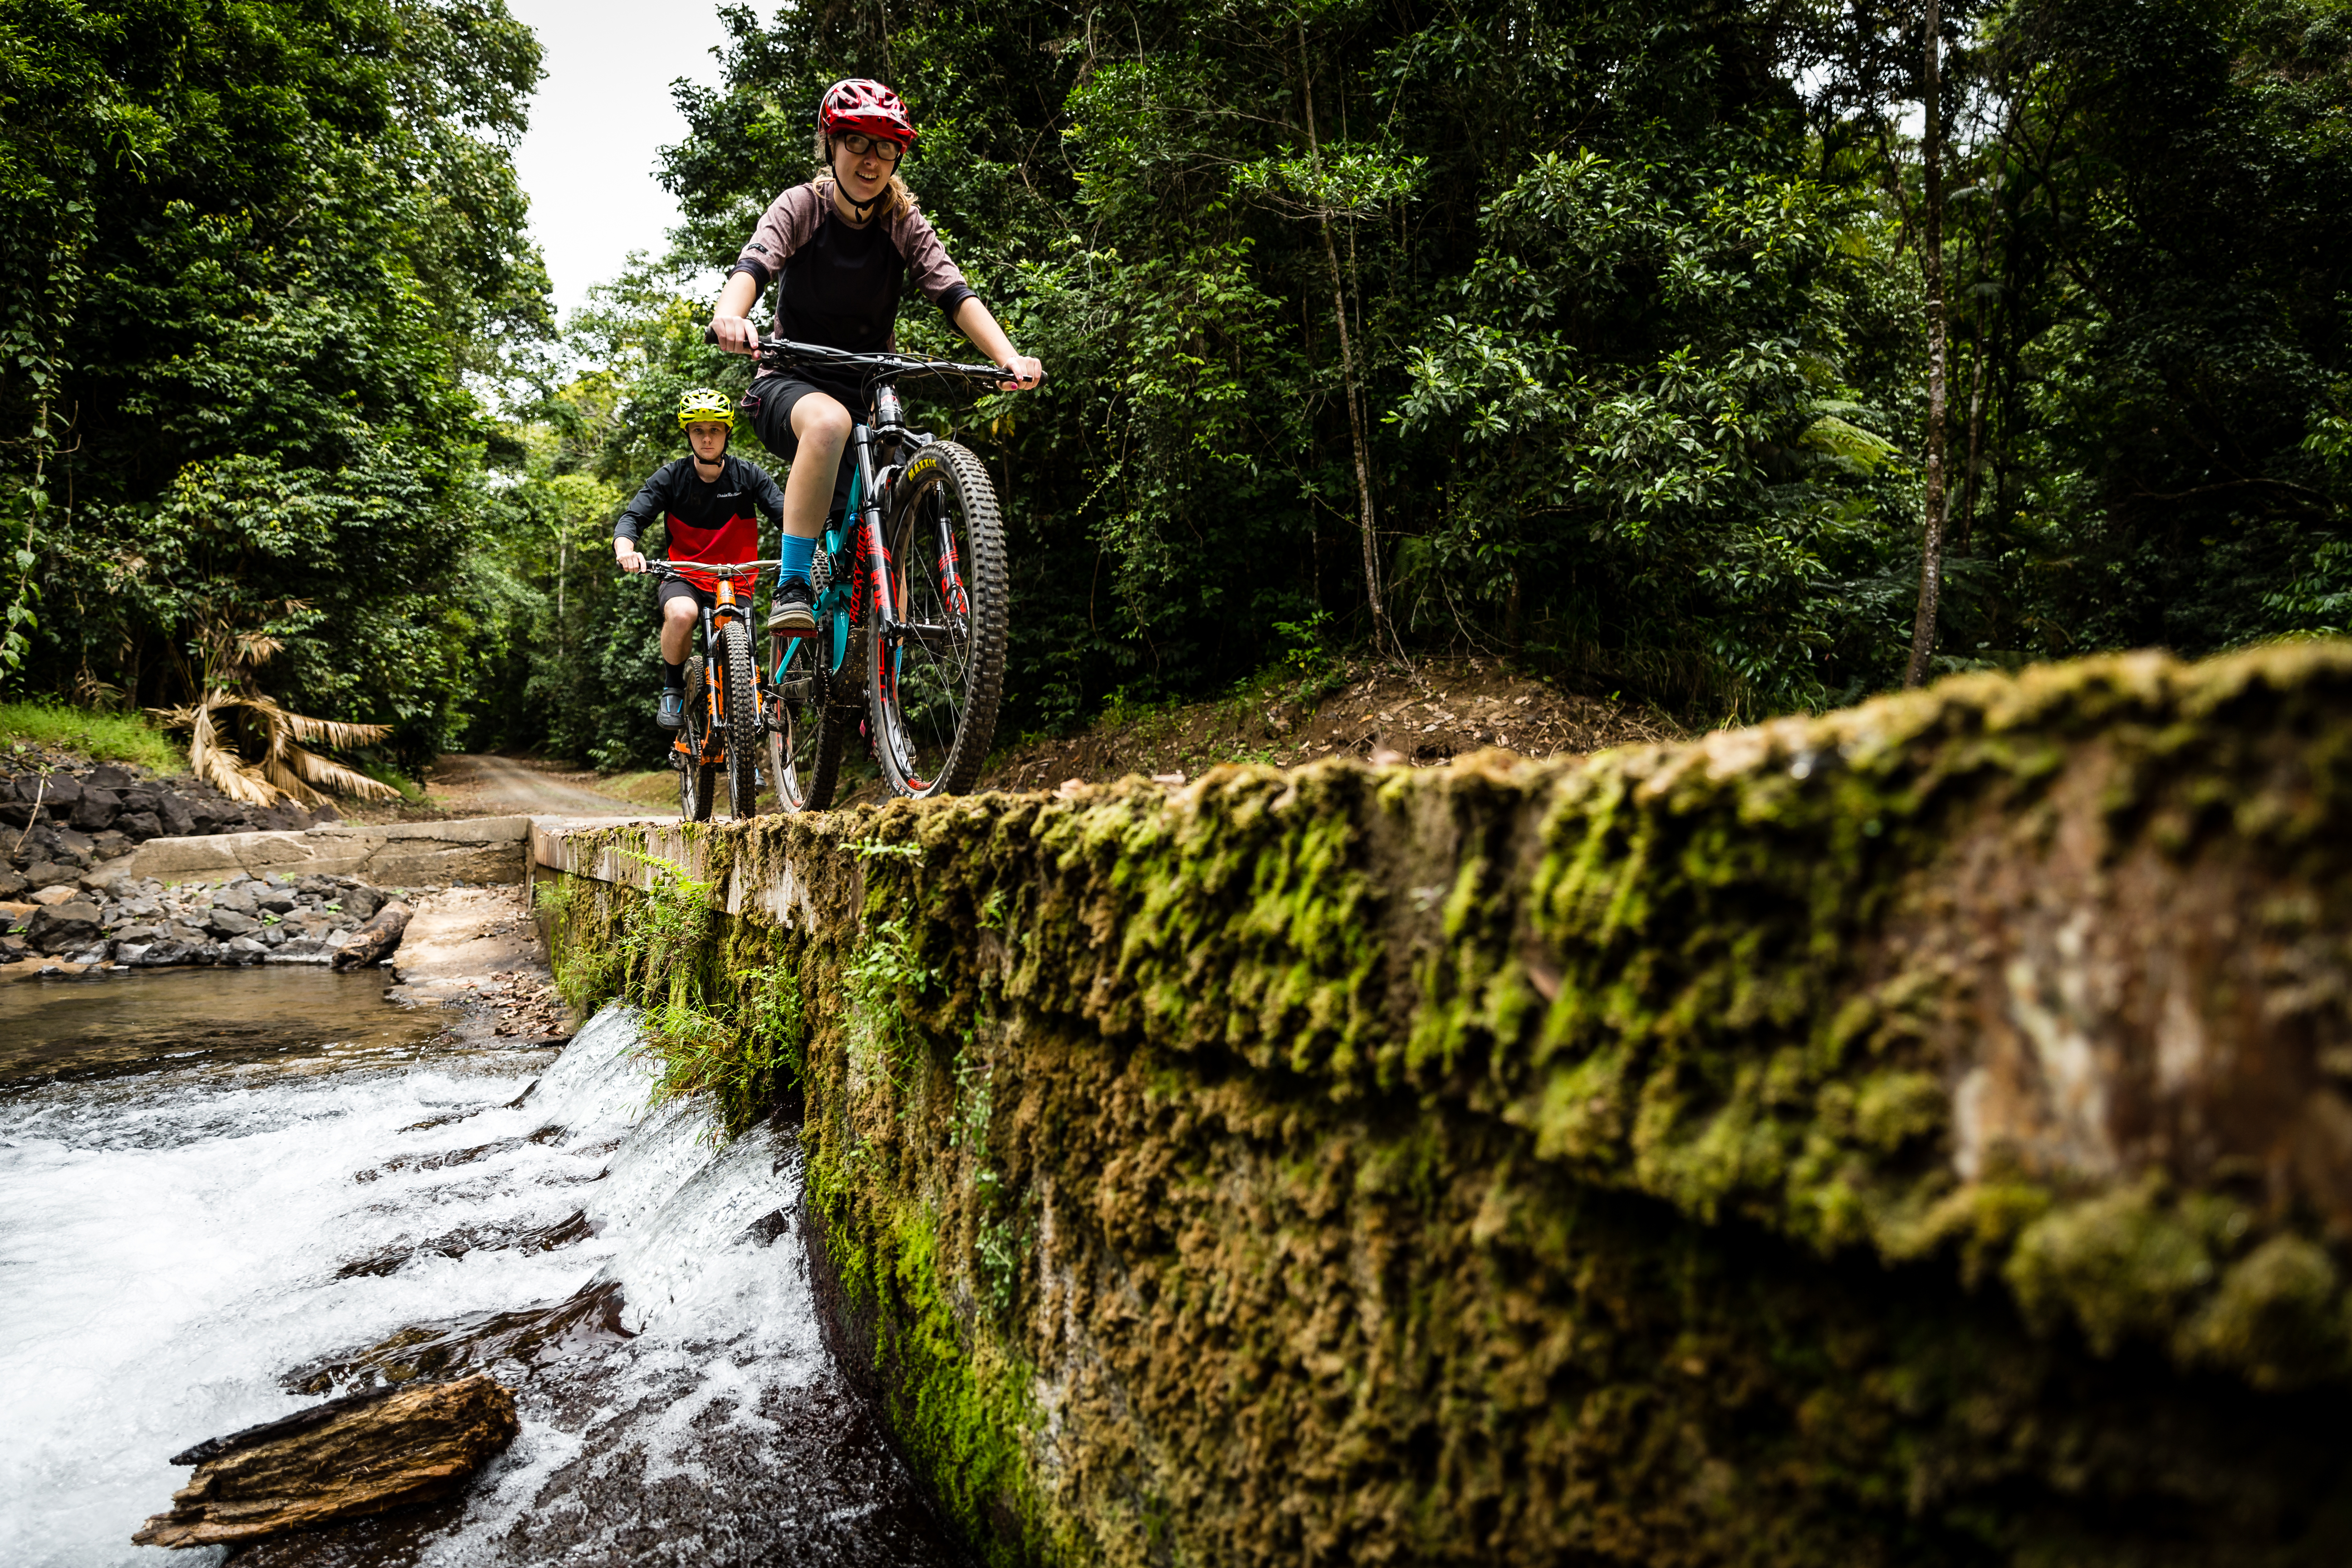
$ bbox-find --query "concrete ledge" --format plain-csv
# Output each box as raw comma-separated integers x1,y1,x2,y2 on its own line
125,816,538,887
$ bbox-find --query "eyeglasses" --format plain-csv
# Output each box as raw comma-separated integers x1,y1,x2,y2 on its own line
836,132,905,163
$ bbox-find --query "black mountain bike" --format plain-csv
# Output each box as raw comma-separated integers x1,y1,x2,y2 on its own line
748,337,1019,807
642,556,779,822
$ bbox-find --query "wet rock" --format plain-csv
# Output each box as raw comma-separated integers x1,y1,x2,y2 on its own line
225,936,269,964
23,860,76,889
133,1373,519,1548
157,794,194,836
28,901,102,954
208,909,260,937
267,938,333,965
131,940,191,966
70,787,120,831
116,809,163,841
0,937,28,964
256,886,299,915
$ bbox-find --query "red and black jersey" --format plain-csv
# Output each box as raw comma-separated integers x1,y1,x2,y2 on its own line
613,455,786,596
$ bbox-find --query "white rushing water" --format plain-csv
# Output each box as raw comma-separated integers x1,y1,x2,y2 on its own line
0,997,962,1567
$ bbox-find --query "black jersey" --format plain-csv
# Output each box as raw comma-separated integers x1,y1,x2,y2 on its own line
731,179,977,403
614,454,786,595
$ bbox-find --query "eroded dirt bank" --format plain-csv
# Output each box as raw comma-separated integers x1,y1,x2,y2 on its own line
542,642,2352,1567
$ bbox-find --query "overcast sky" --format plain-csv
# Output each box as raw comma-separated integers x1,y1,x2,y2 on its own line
505,0,739,321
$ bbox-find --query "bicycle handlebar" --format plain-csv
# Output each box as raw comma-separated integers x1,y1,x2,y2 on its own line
623,558,783,578
702,328,1041,388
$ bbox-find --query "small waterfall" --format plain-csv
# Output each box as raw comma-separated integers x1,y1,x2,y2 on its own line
0,995,964,1566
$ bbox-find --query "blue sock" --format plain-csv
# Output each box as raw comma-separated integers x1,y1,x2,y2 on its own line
779,532,815,586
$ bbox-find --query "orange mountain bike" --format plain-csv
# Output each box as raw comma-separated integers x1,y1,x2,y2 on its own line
643,557,780,822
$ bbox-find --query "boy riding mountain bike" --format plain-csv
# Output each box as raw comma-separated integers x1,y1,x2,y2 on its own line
708,77,1044,627
612,389,787,730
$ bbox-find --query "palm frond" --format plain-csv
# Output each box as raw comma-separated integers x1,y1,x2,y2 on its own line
150,684,402,807
283,742,399,801
189,696,280,807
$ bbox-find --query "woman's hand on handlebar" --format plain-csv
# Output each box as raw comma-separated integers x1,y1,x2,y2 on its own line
615,542,648,574
998,354,1044,392
709,315,760,354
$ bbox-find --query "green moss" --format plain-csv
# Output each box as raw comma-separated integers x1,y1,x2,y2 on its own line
541,642,2352,1567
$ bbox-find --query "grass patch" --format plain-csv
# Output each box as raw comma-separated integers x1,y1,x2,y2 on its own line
601,769,678,808
352,757,427,803
0,701,184,774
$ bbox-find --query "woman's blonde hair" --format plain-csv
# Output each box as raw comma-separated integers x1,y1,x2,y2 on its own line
815,130,913,219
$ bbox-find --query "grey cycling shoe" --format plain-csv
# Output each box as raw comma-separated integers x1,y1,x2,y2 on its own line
768,577,817,633
657,688,685,730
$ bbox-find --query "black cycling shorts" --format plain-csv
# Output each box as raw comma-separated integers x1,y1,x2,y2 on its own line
742,375,858,517
657,578,716,616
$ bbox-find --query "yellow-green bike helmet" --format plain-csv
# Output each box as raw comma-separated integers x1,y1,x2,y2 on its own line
677,387,737,430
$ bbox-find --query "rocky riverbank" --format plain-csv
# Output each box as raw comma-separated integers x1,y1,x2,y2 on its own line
0,870,399,975
1,751,338,899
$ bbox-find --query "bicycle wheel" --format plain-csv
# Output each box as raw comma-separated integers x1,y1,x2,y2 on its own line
677,653,715,823
867,441,1008,799
766,627,844,812
720,619,760,819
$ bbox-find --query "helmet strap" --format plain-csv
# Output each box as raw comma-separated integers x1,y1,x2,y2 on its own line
827,143,884,222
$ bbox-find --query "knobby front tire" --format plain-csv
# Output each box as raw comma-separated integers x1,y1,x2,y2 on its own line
677,653,716,823
720,620,760,819
867,441,1008,799
766,626,844,812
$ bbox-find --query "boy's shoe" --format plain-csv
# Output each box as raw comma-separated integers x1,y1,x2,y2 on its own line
768,577,817,633
657,688,685,730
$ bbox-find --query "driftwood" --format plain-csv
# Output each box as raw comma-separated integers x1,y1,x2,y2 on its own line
330,901,411,970
133,1373,518,1548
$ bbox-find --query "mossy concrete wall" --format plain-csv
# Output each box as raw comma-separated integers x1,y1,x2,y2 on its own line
540,644,2352,1566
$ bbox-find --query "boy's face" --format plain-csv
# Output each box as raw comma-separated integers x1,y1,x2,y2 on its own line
686,422,730,462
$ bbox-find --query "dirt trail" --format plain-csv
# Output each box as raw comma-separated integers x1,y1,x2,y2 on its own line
424,755,647,819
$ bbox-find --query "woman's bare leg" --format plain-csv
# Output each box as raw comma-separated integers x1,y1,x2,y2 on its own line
783,392,853,540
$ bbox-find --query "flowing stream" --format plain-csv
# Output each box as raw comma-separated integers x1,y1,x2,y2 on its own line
0,971,964,1566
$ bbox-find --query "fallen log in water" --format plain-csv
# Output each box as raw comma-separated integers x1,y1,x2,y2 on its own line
133,1372,517,1548
330,901,411,970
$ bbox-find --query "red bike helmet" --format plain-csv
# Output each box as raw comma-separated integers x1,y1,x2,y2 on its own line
819,78,916,150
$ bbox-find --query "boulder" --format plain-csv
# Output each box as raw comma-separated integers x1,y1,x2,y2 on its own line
70,787,120,831
225,936,268,964
157,795,195,836
116,810,164,842
341,886,385,922
23,861,76,890
38,774,81,810
256,886,299,915
207,910,259,938
266,938,333,965
131,940,191,966
28,901,102,954
0,867,24,898
133,1374,519,1549
29,884,78,907
210,882,257,916
86,764,134,791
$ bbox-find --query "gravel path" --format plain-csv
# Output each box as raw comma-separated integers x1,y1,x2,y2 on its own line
427,755,647,819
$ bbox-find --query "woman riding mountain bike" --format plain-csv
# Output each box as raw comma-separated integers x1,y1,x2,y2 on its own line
708,77,1043,633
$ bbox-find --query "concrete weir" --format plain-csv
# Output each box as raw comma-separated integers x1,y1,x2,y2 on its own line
123,813,545,887
534,643,2352,1568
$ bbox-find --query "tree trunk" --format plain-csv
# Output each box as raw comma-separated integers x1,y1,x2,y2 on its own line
332,902,411,970
1299,23,1398,665
1905,0,1948,689
1958,323,1986,556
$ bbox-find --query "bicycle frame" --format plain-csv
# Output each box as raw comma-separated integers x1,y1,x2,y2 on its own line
660,564,774,768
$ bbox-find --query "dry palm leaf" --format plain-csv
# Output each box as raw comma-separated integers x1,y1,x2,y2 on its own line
150,690,401,807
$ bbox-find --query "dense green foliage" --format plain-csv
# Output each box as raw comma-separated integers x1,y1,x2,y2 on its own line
13,0,2352,765
0,0,546,759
